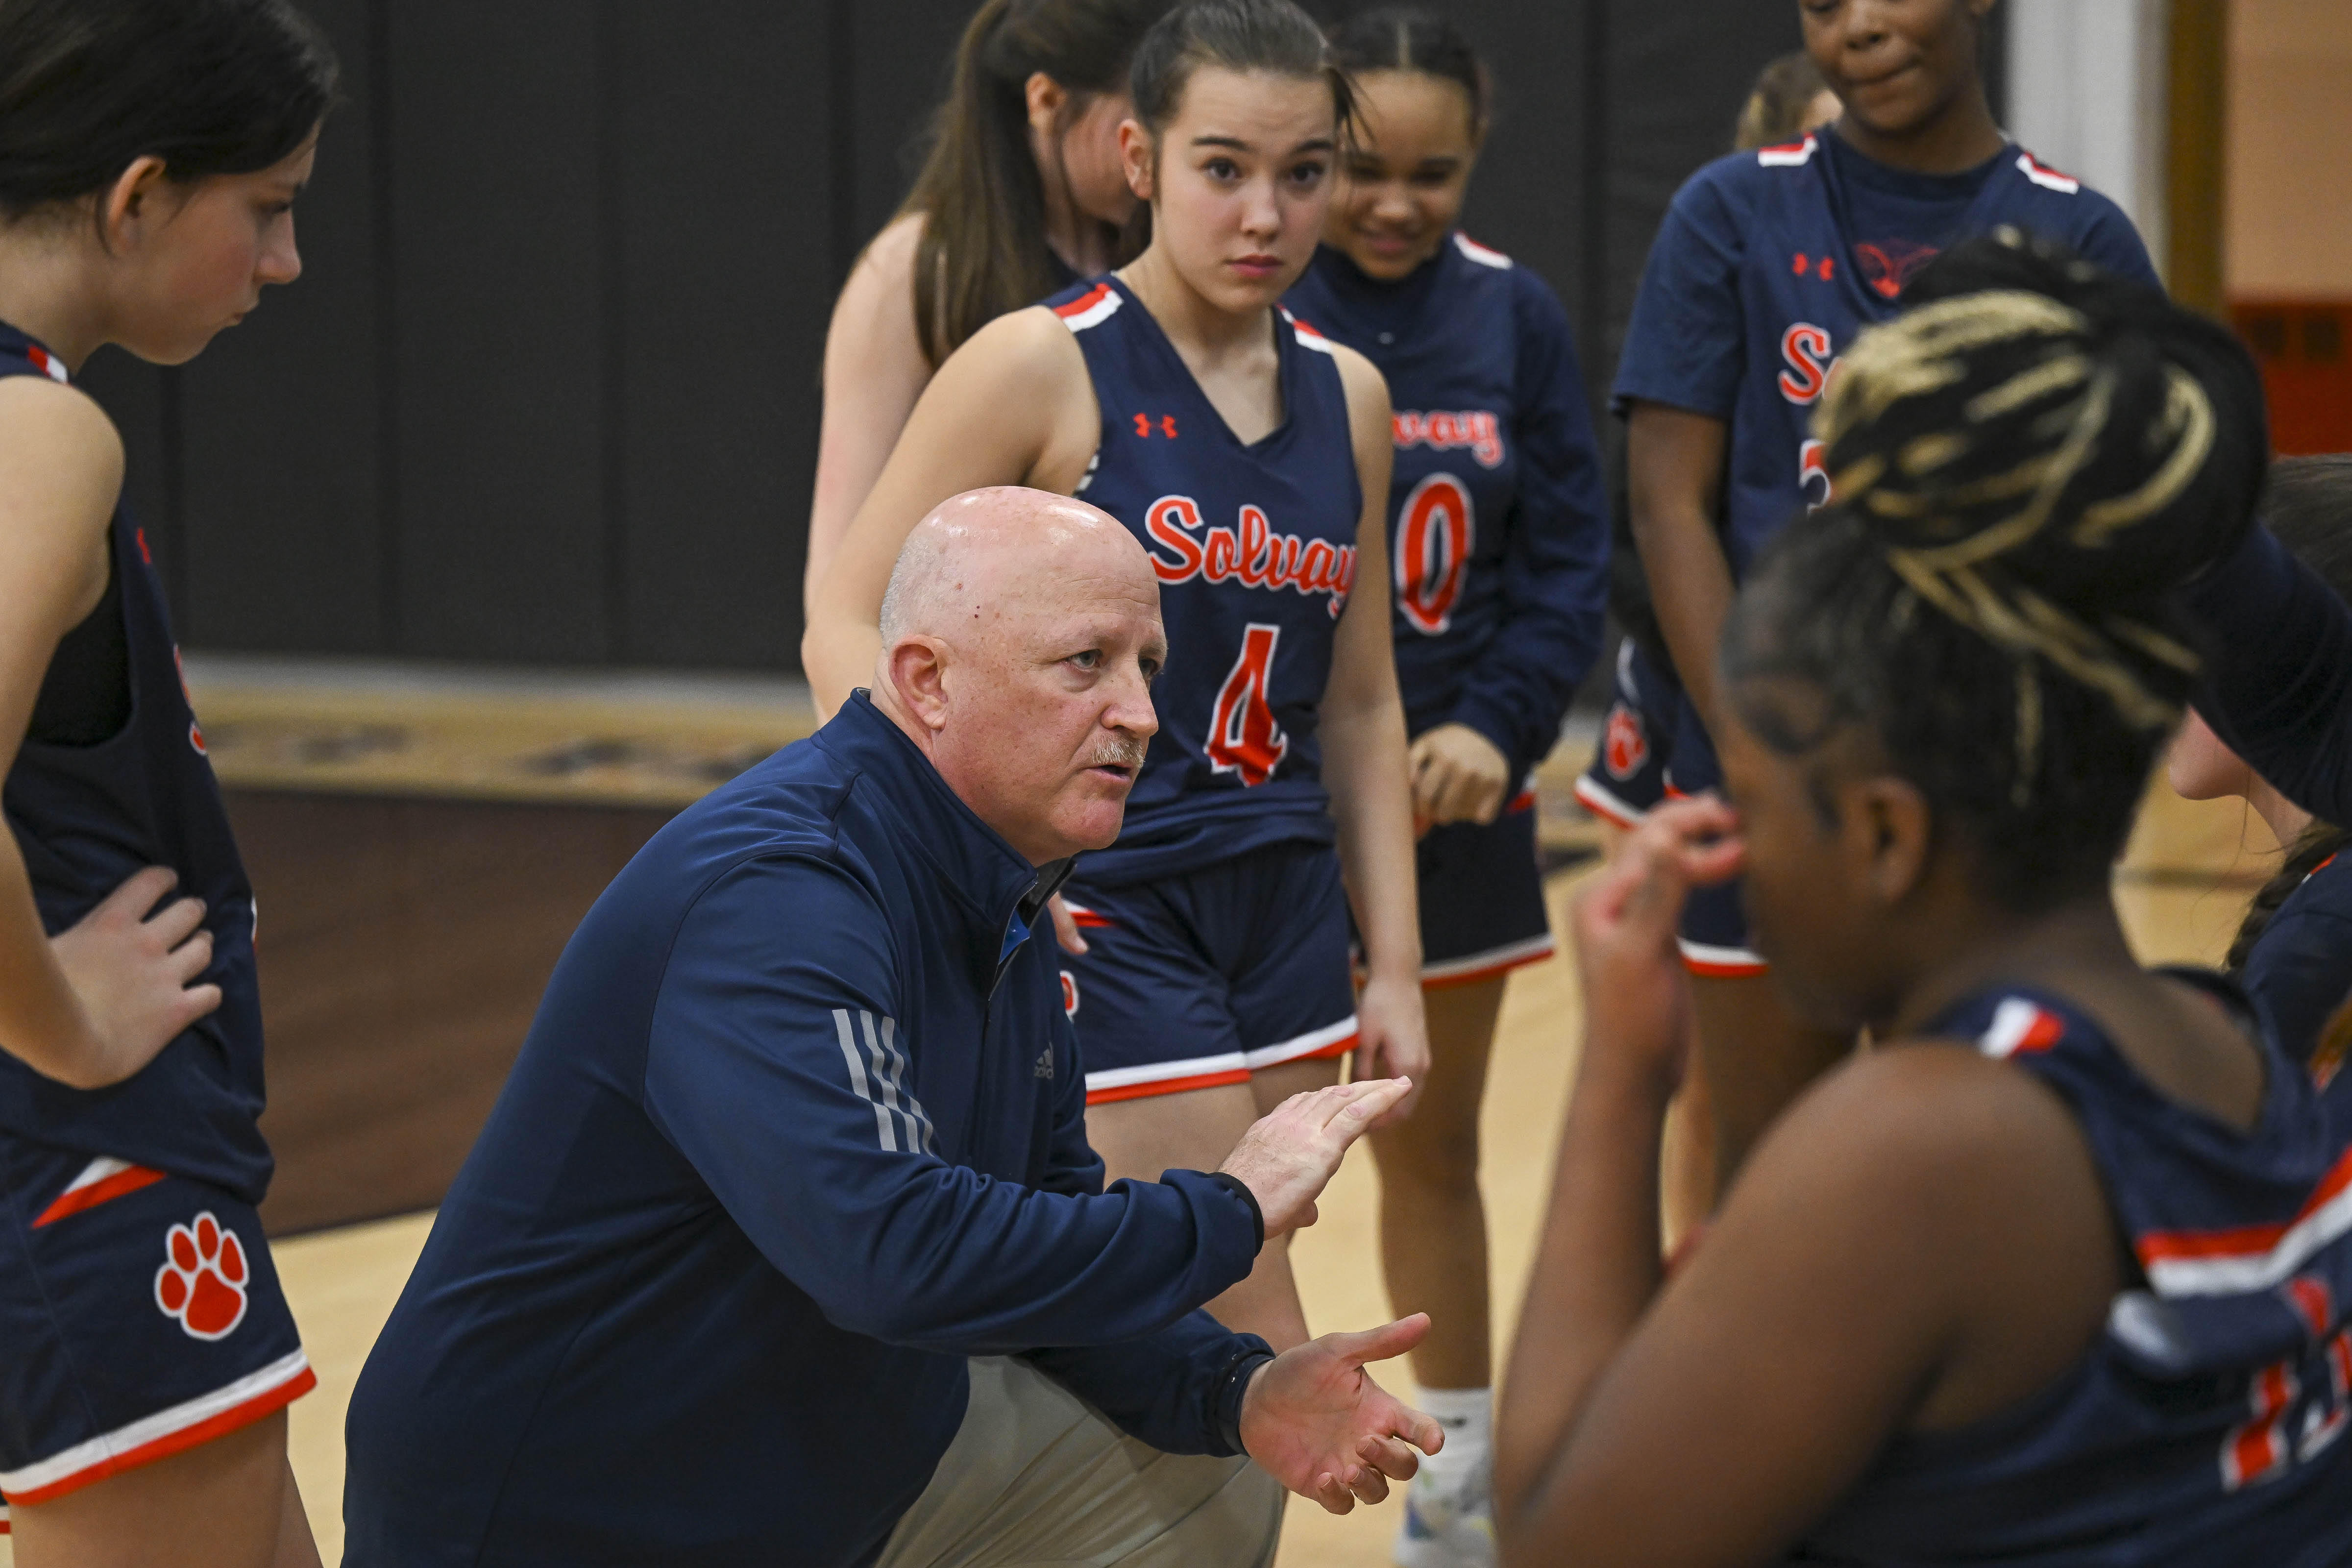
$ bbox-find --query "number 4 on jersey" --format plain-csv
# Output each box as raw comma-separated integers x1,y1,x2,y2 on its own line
1208,624,1288,786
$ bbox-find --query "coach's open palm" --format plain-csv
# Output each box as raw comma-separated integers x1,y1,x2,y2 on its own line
1240,1314,1444,1514
1218,1076,1411,1235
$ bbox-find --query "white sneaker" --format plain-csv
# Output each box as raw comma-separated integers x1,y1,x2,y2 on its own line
1392,1470,1497,1568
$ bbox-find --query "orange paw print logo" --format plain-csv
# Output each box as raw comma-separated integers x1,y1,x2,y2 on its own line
154,1213,249,1341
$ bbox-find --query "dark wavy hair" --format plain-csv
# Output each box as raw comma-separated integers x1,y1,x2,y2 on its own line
1722,231,2270,912
1120,0,1352,253
897,0,1168,367
2226,455,2352,973
0,0,337,224
1324,5,1490,141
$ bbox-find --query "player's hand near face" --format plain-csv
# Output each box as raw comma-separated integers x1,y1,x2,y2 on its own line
1572,793,1743,1091
1240,1313,1445,1513
1408,722,1512,830
1219,1076,1412,1234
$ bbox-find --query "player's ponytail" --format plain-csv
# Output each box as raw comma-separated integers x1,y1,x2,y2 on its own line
900,0,1168,367
1723,231,2270,912
0,0,337,223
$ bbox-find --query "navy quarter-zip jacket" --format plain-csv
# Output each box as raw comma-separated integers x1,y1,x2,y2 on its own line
343,692,1269,1567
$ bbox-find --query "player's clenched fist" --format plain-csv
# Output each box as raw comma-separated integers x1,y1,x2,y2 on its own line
1217,1076,1411,1236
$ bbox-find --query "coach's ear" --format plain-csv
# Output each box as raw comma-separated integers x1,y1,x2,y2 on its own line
883,635,954,735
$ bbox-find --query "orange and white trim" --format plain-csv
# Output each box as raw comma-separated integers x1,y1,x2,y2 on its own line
31,1157,167,1228
1083,1015,1359,1105
2136,1144,2352,1299
0,1351,314,1508
1573,773,1645,831
2015,150,2082,194
1424,933,1555,990
1452,232,1513,270
1976,998,2065,1060
1283,308,1338,356
1085,1051,1251,1104
1678,938,1766,979
1245,1014,1358,1071
1054,282,1122,332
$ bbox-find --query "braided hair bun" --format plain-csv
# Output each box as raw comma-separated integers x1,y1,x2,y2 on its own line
1725,233,2271,912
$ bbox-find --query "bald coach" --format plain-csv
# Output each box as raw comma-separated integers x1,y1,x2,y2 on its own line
342,488,1440,1567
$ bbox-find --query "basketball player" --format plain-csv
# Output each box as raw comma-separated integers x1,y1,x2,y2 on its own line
806,0,1428,1352
0,2,336,1563
1281,12,1608,1560
1576,47,1838,841
1618,0,2160,1190
1578,38,1844,1268
2168,456,2352,1076
1498,235,2352,1565
806,0,1169,616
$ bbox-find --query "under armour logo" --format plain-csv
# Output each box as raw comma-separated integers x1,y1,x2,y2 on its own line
1035,1048,1055,1079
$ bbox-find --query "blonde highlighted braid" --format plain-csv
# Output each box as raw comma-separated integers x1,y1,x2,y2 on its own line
1721,232,2269,910
1816,285,2220,798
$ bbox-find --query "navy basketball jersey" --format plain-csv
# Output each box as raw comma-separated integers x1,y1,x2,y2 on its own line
0,323,270,1202
1797,984,2352,1566
2243,850,2352,1077
1046,275,1363,886
1285,234,1610,782
1615,129,2159,579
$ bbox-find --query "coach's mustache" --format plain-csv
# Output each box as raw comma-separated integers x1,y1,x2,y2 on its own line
1083,740,1148,772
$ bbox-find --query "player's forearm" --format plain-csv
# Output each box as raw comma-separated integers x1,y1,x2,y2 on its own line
1631,502,1736,729
799,611,882,725
1494,1052,1672,1544
1323,691,1421,980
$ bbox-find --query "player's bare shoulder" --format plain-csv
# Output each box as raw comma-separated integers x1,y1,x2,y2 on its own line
1324,339,1395,463
0,376,126,534
932,303,1100,493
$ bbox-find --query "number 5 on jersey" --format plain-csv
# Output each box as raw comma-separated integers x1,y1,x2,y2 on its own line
1208,624,1288,786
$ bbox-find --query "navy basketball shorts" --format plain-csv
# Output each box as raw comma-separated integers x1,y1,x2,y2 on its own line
0,1138,311,1524
1575,637,1680,831
1059,841,1358,1105
1656,704,1766,980
1416,782,1555,988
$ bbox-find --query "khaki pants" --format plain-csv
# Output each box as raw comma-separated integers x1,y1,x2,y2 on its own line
877,1357,1284,1568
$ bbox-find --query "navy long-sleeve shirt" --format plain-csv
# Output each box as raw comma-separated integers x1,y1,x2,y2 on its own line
2185,525,2352,828
1287,235,1611,782
343,693,1268,1568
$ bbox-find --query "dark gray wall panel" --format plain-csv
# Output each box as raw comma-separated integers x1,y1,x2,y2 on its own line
848,0,974,254
140,0,1873,675
1603,1,1805,391
71,359,180,620
612,2,830,669
179,0,386,655
387,0,607,662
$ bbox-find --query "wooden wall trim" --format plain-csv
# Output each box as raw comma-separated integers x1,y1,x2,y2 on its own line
2167,0,2229,316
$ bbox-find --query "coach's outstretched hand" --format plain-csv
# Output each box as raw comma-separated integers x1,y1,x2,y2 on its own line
1241,1313,1444,1513
1218,1077,1411,1236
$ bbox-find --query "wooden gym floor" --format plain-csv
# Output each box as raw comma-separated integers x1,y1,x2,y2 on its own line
0,660,2285,1565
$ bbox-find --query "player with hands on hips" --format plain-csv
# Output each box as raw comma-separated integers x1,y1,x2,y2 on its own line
806,0,1429,1352
0,2,338,1563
